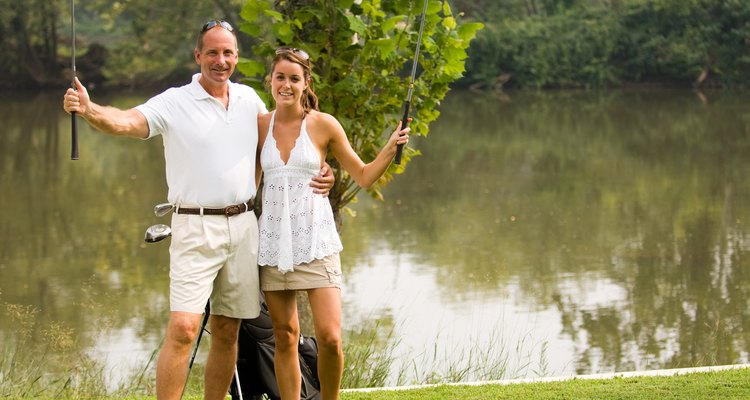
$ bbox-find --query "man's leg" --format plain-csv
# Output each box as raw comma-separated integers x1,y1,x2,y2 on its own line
203,212,259,398
204,315,242,400
156,311,204,400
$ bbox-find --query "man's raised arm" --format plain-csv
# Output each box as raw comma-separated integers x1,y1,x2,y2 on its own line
63,77,149,139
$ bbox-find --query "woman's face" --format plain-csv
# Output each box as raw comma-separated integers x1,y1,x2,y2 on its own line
270,59,308,108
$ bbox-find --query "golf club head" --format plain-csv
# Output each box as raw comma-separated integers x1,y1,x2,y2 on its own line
154,202,174,217
144,224,172,243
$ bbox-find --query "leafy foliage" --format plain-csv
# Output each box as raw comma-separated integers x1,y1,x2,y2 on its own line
465,7,621,89
0,0,247,88
461,0,750,89
238,0,483,217
81,0,248,87
616,0,750,86
3,1,747,90
0,0,65,88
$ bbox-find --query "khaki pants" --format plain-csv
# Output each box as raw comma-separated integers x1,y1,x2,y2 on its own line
168,211,260,318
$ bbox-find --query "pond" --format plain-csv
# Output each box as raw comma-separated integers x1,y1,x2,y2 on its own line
1,87,749,388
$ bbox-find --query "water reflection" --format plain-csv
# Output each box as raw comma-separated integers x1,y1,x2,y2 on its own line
0,90,171,376
1,89,749,387
343,89,750,378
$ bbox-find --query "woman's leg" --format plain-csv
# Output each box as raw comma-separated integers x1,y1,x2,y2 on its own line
308,288,343,400
264,290,301,400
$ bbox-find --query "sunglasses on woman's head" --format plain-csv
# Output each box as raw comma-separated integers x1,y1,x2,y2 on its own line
201,20,233,32
275,47,310,61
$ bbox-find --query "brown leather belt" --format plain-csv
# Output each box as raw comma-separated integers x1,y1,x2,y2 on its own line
176,199,254,217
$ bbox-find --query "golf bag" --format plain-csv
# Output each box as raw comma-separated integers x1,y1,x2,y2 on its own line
230,300,321,400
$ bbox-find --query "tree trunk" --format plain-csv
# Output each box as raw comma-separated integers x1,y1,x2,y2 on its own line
9,0,63,86
524,0,539,16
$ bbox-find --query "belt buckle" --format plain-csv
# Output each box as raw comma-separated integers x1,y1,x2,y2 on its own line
224,204,241,216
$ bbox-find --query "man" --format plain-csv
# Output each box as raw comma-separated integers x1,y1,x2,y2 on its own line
63,20,333,400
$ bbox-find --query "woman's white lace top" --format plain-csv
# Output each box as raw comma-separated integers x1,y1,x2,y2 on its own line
258,112,343,273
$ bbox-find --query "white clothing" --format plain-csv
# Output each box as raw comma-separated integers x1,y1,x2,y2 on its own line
258,112,343,273
136,73,267,207
133,73,267,318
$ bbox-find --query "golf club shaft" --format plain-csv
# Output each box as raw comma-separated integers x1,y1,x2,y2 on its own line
70,0,79,160
188,315,208,370
180,302,210,399
394,0,428,165
234,367,244,400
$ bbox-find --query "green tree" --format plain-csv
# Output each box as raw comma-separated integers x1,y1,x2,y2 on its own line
82,0,247,87
0,0,65,88
617,0,750,86
237,0,483,221
0,0,249,89
460,0,750,89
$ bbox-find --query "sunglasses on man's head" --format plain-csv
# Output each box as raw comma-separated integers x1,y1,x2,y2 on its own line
276,47,310,61
201,20,233,32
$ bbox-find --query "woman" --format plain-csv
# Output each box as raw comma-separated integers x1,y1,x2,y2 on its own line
255,47,409,400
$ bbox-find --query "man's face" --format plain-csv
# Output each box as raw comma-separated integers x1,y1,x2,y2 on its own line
194,27,238,85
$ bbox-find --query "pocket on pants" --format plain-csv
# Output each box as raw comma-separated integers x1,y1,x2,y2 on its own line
324,264,342,285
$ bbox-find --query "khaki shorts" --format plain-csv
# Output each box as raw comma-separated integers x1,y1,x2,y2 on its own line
168,212,260,319
260,253,342,291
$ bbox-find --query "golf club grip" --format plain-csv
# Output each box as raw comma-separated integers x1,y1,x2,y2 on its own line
395,102,410,165
71,112,79,160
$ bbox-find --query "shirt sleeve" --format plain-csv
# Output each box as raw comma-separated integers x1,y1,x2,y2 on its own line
258,95,269,114
248,86,268,114
134,90,173,139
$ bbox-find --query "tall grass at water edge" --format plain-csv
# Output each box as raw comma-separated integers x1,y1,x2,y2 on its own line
0,290,157,398
0,291,548,398
343,319,552,387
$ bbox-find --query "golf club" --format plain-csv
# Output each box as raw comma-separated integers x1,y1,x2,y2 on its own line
154,202,174,217
144,224,171,243
181,302,211,400
394,0,429,165
146,203,174,243
233,368,244,400
70,0,79,160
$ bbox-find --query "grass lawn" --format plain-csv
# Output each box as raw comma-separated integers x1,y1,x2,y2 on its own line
336,366,750,400
8,364,750,399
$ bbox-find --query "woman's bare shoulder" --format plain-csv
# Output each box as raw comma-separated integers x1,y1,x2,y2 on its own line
306,110,340,129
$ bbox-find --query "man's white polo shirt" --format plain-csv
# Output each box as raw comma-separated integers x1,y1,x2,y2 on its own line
136,73,267,207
